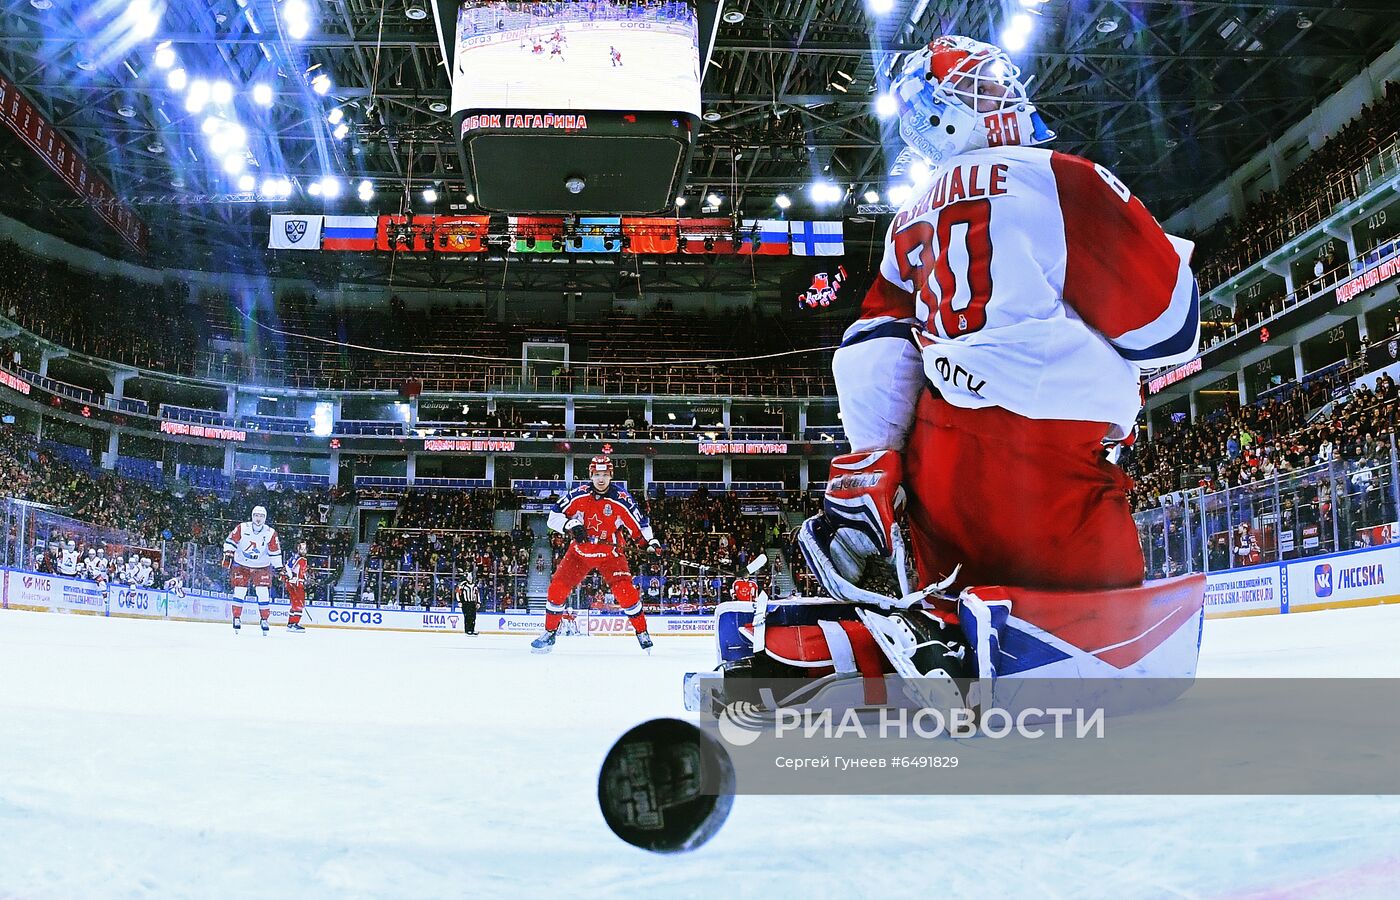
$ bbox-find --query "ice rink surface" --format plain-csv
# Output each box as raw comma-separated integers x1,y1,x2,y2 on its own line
3,606,1400,899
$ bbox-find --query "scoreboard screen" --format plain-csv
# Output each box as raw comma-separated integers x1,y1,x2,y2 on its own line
450,1,701,118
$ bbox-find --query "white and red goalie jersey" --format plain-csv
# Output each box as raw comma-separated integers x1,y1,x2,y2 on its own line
838,145,1198,449
223,521,283,570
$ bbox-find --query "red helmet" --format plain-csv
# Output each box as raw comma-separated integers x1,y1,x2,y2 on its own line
589,456,614,477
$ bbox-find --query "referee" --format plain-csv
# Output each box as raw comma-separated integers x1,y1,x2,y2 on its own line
456,569,481,635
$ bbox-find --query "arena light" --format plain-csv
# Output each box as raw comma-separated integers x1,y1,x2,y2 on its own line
307,180,322,197
222,153,245,175
319,176,341,198
201,115,223,135
875,93,897,118
887,184,913,205
283,0,313,40
166,68,187,91
185,79,210,113
211,80,235,106
237,174,256,192
808,181,843,204
332,122,349,140
863,190,881,204
154,42,175,69
1019,0,1049,6
675,196,686,208
127,0,162,39
327,107,344,125
422,186,438,204
867,0,895,14
310,73,331,95
909,158,931,186
357,179,374,201
1002,11,1035,52
251,82,274,106
705,192,722,207
775,194,791,209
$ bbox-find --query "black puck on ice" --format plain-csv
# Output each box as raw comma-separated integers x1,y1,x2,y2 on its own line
597,717,736,853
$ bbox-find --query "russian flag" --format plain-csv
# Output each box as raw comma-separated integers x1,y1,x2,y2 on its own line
321,216,378,251
790,221,845,256
738,219,790,255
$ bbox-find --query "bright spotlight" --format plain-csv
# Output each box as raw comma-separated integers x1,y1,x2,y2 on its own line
185,79,210,113
166,68,187,91
863,190,881,204
201,115,222,135
318,176,340,198
307,181,322,197
261,177,281,196
154,44,176,69
222,154,245,175
310,73,331,95
887,184,913,206
808,182,842,204
775,194,791,209
422,187,438,204
284,0,312,39
226,123,247,147
357,179,374,201
332,122,349,140
868,0,894,14
705,192,722,207
674,196,686,207
1002,30,1028,51
237,174,256,192
875,93,898,118
327,108,344,125
211,80,234,105
251,82,274,106
909,158,931,185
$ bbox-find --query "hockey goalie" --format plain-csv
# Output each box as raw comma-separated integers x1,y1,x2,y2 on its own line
712,36,1207,713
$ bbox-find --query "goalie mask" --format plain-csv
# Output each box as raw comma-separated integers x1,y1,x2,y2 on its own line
891,35,1054,167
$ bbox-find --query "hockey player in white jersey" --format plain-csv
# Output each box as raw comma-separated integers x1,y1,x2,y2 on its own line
223,505,283,635
58,540,80,577
133,556,155,588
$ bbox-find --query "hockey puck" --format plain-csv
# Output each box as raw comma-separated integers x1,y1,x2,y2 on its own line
597,718,735,853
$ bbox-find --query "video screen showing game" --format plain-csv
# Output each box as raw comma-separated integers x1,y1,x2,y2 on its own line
451,1,701,116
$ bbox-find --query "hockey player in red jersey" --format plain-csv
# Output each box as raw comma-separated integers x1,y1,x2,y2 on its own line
730,575,759,605
223,505,284,635
532,456,662,654
283,539,309,633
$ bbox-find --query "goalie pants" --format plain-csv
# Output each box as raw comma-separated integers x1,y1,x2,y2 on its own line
903,393,1145,593
545,544,645,633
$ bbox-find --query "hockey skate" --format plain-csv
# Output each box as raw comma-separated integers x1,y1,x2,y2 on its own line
232,616,241,633
636,631,654,654
260,618,270,636
287,622,306,633
530,630,558,654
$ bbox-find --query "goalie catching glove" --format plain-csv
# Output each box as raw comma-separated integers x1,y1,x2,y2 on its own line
798,449,912,607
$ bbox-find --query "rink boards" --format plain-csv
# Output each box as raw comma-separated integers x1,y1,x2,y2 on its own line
0,568,713,637
6,547,1400,635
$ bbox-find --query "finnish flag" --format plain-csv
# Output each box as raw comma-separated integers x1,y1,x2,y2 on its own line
790,221,844,256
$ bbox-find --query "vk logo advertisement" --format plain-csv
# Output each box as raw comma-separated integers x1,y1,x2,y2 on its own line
1314,564,1333,598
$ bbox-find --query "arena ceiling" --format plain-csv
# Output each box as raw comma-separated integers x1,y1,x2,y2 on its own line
1,0,1399,293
